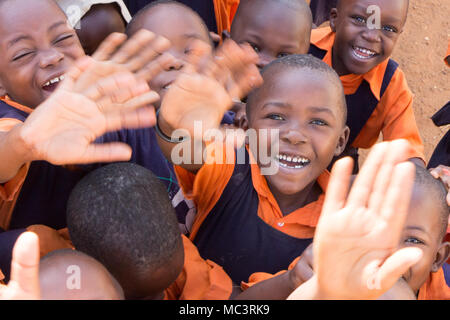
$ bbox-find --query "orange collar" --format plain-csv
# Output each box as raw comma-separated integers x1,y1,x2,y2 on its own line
247,147,329,227
0,96,33,114
311,26,391,101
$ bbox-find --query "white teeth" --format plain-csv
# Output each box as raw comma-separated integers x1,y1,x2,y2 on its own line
353,46,376,59
276,154,311,168
43,75,65,88
163,85,171,90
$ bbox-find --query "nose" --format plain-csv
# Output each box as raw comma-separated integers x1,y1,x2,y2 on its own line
362,28,382,43
256,53,272,69
281,125,308,145
39,49,64,69
165,49,185,71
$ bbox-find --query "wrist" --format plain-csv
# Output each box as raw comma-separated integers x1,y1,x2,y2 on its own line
10,124,35,163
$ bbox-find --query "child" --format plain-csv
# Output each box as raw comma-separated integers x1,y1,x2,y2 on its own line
66,163,234,300
309,0,425,171
125,1,212,109
39,249,124,300
123,0,240,37
230,0,313,69
157,53,349,284
0,0,169,279
56,0,132,55
261,159,450,300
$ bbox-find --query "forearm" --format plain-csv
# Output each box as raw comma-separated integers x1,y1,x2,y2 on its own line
0,125,33,183
234,270,299,300
155,112,205,173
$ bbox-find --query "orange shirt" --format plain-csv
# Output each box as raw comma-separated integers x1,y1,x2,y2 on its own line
0,98,73,259
0,97,33,230
418,267,450,300
175,145,329,241
310,27,425,161
213,0,239,36
164,235,233,300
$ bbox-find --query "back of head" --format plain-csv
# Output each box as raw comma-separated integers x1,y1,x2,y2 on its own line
67,163,183,299
413,165,449,240
247,54,347,125
39,249,124,300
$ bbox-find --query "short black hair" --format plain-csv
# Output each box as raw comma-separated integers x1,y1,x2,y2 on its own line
67,163,182,285
414,165,449,240
246,54,347,125
126,0,210,43
231,0,313,42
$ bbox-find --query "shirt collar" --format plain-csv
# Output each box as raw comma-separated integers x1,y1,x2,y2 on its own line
1,96,33,114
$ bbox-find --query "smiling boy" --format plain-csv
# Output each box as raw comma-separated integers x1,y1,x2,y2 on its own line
0,0,169,280
156,53,349,284
309,0,424,170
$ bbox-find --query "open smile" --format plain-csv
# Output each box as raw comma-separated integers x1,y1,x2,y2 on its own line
275,153,311,169
351,46,379,60
42,75,65,92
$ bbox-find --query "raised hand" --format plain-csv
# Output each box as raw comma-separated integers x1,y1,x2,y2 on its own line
159,39,262,138
19,57,159,165
289,140,423,300
0,232,40,300
75,30,175,92
429,165,450,206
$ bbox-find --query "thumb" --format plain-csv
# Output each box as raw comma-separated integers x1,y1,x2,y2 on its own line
377,247,423,293
9,232,40,299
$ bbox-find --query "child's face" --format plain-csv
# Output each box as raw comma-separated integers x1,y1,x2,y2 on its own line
76,4,126,56
231,1,311,69
399,185,450,294
247,68,348,197
330,0,408,75
0,0,84,108
130,5,211,109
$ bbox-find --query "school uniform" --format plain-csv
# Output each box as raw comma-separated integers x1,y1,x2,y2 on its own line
417,266,450,300
0,97,193,280
428,101,450,169
309,27,425,168
123,0,239,36
175,145,328,284
164,235,233,300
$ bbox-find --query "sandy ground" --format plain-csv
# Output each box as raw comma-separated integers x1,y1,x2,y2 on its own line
359,0,449,165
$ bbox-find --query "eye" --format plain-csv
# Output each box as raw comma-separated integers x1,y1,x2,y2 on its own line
248,42,260,53
404,237,424,245
267,114,284,121
277,53,289,58
382,25,398,33
310,119,328,126
54,34,74,45
352,15,366,25
12,51,34,62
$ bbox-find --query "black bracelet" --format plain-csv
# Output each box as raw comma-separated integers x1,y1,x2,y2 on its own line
155,110,189,144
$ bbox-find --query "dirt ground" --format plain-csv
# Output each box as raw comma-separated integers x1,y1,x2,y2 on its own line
359,0,449,165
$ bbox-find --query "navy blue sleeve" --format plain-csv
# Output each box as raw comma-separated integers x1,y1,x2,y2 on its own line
0,228,27,282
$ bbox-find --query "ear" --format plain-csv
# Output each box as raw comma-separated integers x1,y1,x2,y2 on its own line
239,114,249,130
329,8,338,32
334,125,350,157
431,241,450,273
0,79,7,97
